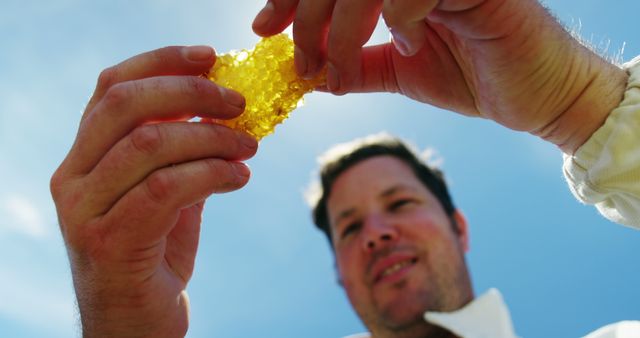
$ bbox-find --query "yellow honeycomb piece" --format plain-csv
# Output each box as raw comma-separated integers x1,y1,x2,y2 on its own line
206,34,325,140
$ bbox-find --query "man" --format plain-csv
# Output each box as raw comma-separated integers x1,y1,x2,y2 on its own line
308,133,499,338
50,0,639,336
306,133,637,337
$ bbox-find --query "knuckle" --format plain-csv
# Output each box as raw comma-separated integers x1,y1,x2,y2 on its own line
210,123,236,142
184,76,211,99
129,124,164,157
48,174,108,254
49,169,65,200
144,168,176,204
150,46,176,66
52,188,94,246
204,158,224,177
49,171,79,222
102,82,131,110
293,21,323,54
293,15,315,37
96,66,118,93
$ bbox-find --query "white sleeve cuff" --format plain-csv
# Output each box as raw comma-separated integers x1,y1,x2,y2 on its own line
563,56,640,229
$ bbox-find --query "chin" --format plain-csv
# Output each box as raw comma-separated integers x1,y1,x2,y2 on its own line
370,307,436,338
377,288,430,331
372,293,452,338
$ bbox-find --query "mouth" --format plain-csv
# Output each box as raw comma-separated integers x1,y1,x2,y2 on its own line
374,257,419,285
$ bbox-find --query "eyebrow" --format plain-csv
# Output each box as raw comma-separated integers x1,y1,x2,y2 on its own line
380,184,418,198
334,208,356,226
333,184,418,225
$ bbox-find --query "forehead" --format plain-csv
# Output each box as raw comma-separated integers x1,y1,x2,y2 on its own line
327,156,428,209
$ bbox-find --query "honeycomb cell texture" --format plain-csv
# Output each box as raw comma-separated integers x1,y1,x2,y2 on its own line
206,34,325,140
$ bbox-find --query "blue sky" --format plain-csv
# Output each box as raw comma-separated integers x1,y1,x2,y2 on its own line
0,0,638,337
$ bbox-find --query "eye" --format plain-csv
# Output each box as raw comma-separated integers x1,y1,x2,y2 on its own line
341,221,362,239
389,199,415,212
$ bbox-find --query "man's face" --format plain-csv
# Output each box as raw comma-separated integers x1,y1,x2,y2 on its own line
327,156,473,337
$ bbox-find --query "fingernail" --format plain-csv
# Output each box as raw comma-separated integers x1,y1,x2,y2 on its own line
389,29,412,56
237,131,258,149
327,63,340,92
253,1,275,29
183,45,215,62
231,162,250,178
220,87,245,109
294,46,308,78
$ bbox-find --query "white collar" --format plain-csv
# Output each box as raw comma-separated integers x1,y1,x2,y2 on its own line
344,288,519,338
424,288,518,338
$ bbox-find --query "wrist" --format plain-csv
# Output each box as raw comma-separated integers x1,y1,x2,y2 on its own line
76,277,190,338
532,49,628,154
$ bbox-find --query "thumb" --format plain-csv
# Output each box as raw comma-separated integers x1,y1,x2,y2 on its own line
315,43,399,94
383,0,490,56
382,0,440,56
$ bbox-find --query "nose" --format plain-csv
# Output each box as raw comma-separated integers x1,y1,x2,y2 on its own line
362,214,398,252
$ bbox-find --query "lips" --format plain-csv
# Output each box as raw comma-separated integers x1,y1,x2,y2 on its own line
371,255,419,285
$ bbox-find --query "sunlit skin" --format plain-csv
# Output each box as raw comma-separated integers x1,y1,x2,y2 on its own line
50,45,258,337
327,156,473,338
254,0,628,154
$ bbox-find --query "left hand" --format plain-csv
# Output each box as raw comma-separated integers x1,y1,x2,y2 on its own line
50,45,258,337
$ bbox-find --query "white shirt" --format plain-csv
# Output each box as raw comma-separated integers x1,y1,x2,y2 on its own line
344,289,639,338
563,56,640,229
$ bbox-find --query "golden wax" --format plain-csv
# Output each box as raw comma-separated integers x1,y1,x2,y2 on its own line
207,34,325,140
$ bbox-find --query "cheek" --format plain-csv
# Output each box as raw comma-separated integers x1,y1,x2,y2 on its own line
337,263,362,302
405,211,452,238
335,250,361,287
340,272,368,309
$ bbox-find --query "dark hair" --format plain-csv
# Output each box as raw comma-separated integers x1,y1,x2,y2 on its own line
308,133,458,246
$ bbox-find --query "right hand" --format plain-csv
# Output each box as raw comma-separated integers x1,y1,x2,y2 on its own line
50,46,258,337
253,0,627,153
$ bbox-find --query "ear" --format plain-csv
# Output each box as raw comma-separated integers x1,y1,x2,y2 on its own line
452,209,470,253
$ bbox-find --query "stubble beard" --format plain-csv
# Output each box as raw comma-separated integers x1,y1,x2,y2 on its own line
370,280,452,338
367,260,472,338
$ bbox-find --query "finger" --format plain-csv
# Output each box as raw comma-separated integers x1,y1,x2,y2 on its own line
347,43,401,94
437,0,487,11
164,203,203,283
326,0,383,95
252,0,299,37
66,76,245,176
85,46,216,118
382,0,440,56
426,0,519,40
105,158,251,247
81,122,258,217
352,40,477,115
292,0,335,78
